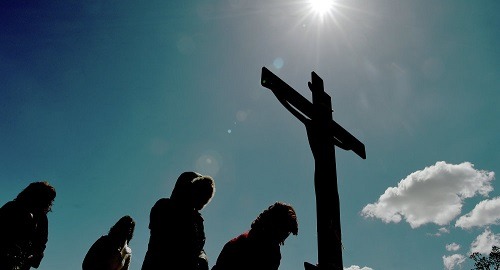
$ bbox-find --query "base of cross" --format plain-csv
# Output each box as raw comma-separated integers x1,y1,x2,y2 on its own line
304,262,343,270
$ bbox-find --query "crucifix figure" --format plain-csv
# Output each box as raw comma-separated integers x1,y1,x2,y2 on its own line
261,67,366,270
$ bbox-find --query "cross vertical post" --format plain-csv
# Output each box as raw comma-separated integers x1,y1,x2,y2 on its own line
261,67,366,270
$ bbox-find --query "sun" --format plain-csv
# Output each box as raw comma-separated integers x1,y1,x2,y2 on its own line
308,0,335,16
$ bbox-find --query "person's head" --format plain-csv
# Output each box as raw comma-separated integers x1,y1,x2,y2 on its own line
15,181,56,214
171,171,215,210
109,215,135,244
191,175,215,210
250,202,298,245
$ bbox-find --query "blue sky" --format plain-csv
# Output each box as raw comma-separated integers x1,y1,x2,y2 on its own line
0,1,498,269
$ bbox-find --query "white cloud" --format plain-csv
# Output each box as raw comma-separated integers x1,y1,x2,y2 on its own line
446,243,461,251
361,162,494,228
470,228,500,254
429,227,451,237
456,197,500,229
443,254,465,270
439,227,450,234
344,266,373,270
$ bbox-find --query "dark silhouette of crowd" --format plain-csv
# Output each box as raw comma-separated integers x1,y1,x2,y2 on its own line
0,173,298,270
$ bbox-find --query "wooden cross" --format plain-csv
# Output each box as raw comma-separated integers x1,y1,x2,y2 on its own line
261,67,366,270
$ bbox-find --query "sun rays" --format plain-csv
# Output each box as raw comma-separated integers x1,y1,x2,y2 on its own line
308,0,336,17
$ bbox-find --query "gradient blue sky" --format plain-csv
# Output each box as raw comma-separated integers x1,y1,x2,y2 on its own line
1,1,499,269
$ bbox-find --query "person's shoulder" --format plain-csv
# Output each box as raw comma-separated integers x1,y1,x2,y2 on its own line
0,200,19,211
151,198,177,216
0,200,32,220
151,197,172,209
230,231,250,244
154,198,172,207
0,201,17,219
219,232,250,255
97,235,110,241
94,235,110,245
89,235,115,252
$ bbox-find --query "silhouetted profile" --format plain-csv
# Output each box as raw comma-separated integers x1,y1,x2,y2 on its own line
141,172,215,270
0,181,56,270
212,202,298,270
82,215,135,270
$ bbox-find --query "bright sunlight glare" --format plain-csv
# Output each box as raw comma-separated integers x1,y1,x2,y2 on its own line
308,0,335,16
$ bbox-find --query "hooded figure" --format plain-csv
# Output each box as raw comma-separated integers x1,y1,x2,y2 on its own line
0,181,56,270
141,172,215,270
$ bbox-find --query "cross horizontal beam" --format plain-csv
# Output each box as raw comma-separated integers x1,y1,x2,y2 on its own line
261,67,366,159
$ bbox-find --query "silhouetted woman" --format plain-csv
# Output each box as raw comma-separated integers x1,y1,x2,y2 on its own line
82,215,135,270
142,172,215,270
212,202,298,270
0,181,56,270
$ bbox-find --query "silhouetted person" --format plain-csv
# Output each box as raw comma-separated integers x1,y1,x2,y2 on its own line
82,215,135,270
141,172,215,270
212,202,298,270
0,181,56,270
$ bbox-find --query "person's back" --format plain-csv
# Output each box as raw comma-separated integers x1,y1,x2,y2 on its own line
142,172,215,270
82,215,134,270
212,231,280,270
82,236,115,270
0,181,55,270
142,198,206,270
0,200,36,270
212,202,298,270
82,236,132,270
